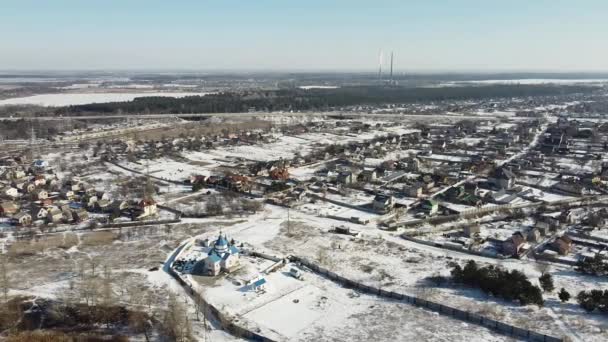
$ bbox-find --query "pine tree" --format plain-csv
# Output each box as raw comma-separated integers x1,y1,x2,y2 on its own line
558,288,571,303
539,273,555,293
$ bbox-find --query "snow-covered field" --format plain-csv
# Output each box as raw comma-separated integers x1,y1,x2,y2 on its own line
441,79,608,86
0,92,210,106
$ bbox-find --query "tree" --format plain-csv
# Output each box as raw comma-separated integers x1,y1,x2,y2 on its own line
205,195,223,216
90,256,101,277
577,290,598,312
534,262,551,276
558,288,571,303
0,256,10,302
242,199,262,213
162,293,192,342
539,273,555,293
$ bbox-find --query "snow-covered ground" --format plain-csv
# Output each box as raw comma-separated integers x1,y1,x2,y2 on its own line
0,92,210,106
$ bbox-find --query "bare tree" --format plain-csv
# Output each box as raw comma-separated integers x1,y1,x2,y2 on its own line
534,262,551,276
90,256,101,277
0,256,10,302
162,293,193,342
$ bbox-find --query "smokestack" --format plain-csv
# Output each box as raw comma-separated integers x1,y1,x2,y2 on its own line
390,51,394,81
378,50,383,79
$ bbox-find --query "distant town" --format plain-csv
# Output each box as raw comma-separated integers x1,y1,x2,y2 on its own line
1,72,608,341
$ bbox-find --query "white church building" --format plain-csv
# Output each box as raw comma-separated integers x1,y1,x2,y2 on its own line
197,232,240,276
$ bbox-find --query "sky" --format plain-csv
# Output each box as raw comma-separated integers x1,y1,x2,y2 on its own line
2,0,607,72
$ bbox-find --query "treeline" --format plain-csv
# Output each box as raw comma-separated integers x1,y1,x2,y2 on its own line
576,253,608,276
450,260,544,306
0,119,87,140
578,290,608,314
54,84,597,115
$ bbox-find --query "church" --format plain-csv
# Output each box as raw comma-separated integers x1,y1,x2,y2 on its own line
196,232,240,276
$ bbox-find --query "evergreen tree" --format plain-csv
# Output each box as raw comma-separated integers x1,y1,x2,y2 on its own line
558,288,571,303
539,273,555,293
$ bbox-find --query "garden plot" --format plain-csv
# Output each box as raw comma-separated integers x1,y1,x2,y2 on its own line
119,157,206,181
553,157,601,173
455,137,484,146
516,184,574,202
481,218,535,241
206,135,316,162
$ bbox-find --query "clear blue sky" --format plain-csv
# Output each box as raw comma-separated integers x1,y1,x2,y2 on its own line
2,0,607,72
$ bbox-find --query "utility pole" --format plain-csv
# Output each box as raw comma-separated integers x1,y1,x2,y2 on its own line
287,208,291,235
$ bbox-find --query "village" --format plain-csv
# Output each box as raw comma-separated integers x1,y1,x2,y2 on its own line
2,94,608,341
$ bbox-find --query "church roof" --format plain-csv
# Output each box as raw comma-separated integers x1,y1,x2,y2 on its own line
215,233,229,247
207,253,222,263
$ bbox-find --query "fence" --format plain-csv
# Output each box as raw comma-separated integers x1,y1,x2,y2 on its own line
166,264,277,342
290,255,563,342
389,195,607,229
100,218,180,229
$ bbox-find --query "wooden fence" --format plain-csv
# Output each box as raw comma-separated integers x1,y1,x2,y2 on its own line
291,255,563,342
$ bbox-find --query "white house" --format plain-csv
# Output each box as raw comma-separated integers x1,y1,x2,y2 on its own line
137,198,158,219
2,187,19,198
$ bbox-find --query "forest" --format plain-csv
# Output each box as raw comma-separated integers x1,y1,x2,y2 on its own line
53,84,597,116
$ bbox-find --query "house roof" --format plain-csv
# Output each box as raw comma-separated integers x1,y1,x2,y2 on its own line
492,168,516,180
14,212,31,219
253,278,267,287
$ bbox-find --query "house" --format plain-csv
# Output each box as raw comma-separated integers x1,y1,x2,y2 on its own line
13,212,32,226
73,209,89,222
96,199,113,212
61,206,74,223
61,190,75,200
336,171,354,185
33,175,46,187
502,232,526,257
0,201,19,216
25,183,36,193
445,186,466,200
552,235,573,255
31,188,49,200
464,182,479,196
86,195,99,208
489,168,517,190
250,277,267,292
2,187,19,199
463,225,480,238
421,199,439,215
137,198,158,219
372,194,394,214
71,182,84,192
32,206,49,220
566,208,586,224
32,159,47,170
13,170,26,179
358,169,377,182
46,207,63,223
527,228,541,243
405,182,424,198
535,213,561,231
198,233,240,276
421,174,436,189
